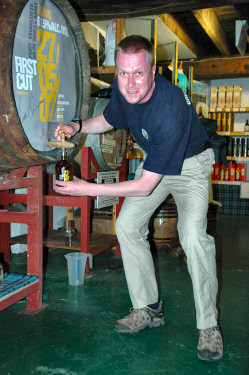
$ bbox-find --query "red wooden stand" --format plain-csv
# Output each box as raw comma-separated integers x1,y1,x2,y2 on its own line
44,147,126,270
8,147,126,275
0,166,44,313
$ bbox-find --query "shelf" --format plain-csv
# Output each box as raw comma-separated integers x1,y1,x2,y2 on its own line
0,275,39,312
209,107,249,113
10,230,118,257
91,66,116,74
211,180,248,185
0,166,44,313
226,156,249,161
217,131,249,136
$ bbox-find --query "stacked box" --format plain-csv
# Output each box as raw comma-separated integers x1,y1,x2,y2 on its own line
210,86,218,108
218,86,226,108
74,215,113,234
226,86,234,108
233,85,242,107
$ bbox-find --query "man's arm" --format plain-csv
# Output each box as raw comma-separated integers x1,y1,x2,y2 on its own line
54,169,162,197
55,114,113,140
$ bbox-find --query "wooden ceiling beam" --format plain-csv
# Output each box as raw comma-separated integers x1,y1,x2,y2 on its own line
75,1,249,21
192,8,232,56
158,13,202,58
182,57,249,79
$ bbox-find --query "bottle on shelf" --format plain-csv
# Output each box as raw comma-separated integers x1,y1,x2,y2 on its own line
227,113,234,132
242,138,248,157
214,163,220,180
237,137,243,157
65,219,77,246
245,119,249,132
235,164,241,181
229,162,235,181
220,163,225,180
221,113,227,132
240,164,246,181
224,166,229,181
217,113,222,131
55,148,73,181
226,137,233,156
233,137,238,157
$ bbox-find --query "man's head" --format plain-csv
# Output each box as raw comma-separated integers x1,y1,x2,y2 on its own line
114,35,156,104
115,35,155,67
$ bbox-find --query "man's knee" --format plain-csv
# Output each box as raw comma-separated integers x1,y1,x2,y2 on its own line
115,213,130,237
115,213,140,238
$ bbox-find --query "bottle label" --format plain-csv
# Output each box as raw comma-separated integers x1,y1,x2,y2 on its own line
59,168,70,181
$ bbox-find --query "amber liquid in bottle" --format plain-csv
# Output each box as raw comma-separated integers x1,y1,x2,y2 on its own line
55,148,73,181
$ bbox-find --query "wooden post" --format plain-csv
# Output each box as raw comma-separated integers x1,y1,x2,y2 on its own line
151,18,158,65
172,41,178,85
188,65,194,101
116,18,125,45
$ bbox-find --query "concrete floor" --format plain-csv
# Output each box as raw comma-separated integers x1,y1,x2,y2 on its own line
0,214,248,375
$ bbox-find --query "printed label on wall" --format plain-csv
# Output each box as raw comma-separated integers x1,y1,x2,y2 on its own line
12,0,78,151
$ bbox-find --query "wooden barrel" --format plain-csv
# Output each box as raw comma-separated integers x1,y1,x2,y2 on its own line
0,0,91,173
74,97,127,171
151,197,178,244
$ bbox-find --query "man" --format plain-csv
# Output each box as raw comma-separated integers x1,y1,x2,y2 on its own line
54,35,223,361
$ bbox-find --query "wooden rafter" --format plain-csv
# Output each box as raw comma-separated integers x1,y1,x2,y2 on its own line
158,13,201,57
183,57,249,78
192,8,232,56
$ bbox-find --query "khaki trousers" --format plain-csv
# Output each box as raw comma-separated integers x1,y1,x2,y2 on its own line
115,149,218,330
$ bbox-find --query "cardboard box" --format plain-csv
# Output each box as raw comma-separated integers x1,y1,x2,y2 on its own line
233,122,245,132
233,85,242,107
74,216,113,234
218,86,226,108
225,86,234,108
92,217,113,234
210,86,218,108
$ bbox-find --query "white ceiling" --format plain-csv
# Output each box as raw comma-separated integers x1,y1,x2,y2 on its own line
88,15,196,62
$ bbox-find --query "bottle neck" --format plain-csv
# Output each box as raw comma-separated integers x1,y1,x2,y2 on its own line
61,148,67,160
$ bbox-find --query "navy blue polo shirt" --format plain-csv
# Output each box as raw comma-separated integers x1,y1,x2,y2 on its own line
103,73,209,175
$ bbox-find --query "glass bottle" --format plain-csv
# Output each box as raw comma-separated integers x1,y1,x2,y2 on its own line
220,163,225,181
221,113,227,131
224,167,229,181
55,148,73,181
245,119,249,132
65,220,77,246
235,164,241,181
237,137,242,157
227,113,234,132
233,137,238,157
226,137,233,156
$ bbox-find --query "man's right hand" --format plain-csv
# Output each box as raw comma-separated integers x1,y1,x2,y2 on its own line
54,121,80,141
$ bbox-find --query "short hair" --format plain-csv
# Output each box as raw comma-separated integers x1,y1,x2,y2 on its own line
115,35,155,67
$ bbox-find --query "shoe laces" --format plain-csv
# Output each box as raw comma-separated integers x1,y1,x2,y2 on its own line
199,326,222,343
125,307,147,322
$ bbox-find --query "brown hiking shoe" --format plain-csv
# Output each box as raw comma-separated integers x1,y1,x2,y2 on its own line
114,301,165,334
198,325,223,361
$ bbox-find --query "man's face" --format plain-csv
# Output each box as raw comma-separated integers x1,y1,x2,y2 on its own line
116,51,156,104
